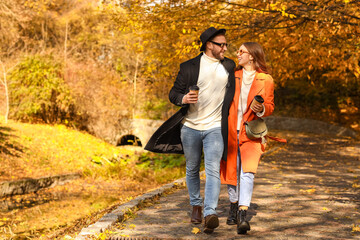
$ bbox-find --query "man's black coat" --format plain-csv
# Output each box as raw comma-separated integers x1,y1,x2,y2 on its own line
144,53,235,161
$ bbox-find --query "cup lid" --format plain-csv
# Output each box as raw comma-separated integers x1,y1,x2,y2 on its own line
254,95,264,103
189,85,199,91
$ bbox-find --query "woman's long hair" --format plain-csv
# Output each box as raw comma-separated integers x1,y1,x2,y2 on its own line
236,42,270,74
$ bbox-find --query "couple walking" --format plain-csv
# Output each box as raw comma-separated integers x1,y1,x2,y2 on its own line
145,27,275,235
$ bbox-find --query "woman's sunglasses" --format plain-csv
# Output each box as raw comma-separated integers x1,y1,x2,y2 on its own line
237,49,249,56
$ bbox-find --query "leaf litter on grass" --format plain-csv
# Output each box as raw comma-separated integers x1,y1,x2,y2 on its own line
0,118,188,239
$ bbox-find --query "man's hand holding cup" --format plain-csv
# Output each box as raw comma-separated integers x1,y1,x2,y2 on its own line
182,85,199,104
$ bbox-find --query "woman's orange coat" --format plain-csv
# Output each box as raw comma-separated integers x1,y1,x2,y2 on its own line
220,69,275,186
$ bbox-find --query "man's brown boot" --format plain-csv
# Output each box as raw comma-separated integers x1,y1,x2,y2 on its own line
191,206,202,224
204,214,219,234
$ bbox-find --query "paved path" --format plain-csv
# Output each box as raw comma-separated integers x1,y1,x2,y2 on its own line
107,131,360,239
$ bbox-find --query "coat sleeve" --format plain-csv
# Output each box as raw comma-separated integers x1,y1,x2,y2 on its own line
169,63,188,106
262,74,275,117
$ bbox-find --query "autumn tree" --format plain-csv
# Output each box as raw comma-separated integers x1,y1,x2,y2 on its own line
106,0,359,129
214,0,360,124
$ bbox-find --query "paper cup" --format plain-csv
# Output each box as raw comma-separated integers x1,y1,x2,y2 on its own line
250,95,264,111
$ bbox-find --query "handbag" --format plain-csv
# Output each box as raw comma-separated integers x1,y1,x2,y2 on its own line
245,118,268,144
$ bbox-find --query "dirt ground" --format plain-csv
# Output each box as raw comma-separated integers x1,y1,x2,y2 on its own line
107,131,360,240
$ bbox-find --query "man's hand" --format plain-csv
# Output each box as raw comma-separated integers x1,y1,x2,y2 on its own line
182,91,198,104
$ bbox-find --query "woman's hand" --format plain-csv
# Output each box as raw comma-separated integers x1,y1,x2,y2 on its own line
250,102,264,113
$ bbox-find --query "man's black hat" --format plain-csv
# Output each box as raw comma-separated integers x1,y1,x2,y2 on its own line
200,27,226,52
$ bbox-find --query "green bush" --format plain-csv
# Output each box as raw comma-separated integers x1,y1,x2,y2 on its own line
9,55,75,123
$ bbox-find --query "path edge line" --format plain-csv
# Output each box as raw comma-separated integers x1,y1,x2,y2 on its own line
75,173,201,239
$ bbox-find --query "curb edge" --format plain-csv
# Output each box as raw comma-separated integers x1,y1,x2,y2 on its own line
75,174,194,239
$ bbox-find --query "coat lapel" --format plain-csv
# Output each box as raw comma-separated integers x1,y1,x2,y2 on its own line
221,58,234,74
234,70,242,111
189,53,202,86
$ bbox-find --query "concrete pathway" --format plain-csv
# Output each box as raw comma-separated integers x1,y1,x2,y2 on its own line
105,131,360,239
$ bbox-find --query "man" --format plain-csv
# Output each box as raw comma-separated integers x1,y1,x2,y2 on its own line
145,27,235,233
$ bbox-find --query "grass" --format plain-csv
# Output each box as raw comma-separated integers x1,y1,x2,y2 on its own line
0,117,129,181
0,116,186,239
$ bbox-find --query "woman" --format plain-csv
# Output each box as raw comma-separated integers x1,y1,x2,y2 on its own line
220,42,275,234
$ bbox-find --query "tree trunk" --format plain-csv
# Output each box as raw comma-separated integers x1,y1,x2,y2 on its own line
0,61,9,123
4,71,9,124
133,54,139,119
64,20,68,79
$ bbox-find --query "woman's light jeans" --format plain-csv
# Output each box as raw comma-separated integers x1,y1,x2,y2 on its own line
180,125,223,217
227,132,255,206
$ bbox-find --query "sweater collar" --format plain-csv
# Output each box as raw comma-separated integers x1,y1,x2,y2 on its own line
203,52,220,63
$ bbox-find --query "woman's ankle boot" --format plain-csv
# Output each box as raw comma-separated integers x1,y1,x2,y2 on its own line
226,202,238,225
237,209,250,234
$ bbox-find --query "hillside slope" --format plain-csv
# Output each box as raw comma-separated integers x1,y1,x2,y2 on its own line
0,117,186,239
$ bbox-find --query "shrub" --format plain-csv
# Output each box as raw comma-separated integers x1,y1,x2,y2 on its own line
9,55,75,124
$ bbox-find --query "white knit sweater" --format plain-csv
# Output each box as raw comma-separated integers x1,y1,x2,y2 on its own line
183,53,229,130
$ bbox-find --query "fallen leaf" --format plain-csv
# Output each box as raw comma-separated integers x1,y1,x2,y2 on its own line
352,224,360,232
273,184,283,189
192,227,201,234
300,188,316,194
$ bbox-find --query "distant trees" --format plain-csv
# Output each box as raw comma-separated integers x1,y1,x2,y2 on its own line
1,0,136,137
0,0,359,132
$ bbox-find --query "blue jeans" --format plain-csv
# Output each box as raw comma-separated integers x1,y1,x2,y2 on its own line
180,125,223,217
227,135,255,207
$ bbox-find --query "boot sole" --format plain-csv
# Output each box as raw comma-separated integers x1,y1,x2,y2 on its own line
204,215,219,233
226,219,237,225
191,219,202,224
237,222,250,234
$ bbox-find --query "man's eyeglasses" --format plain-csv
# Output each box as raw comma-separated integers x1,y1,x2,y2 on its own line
210,41,228,48
237,49,249,56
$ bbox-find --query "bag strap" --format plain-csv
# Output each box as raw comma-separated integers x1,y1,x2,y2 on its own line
266,135,287,143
